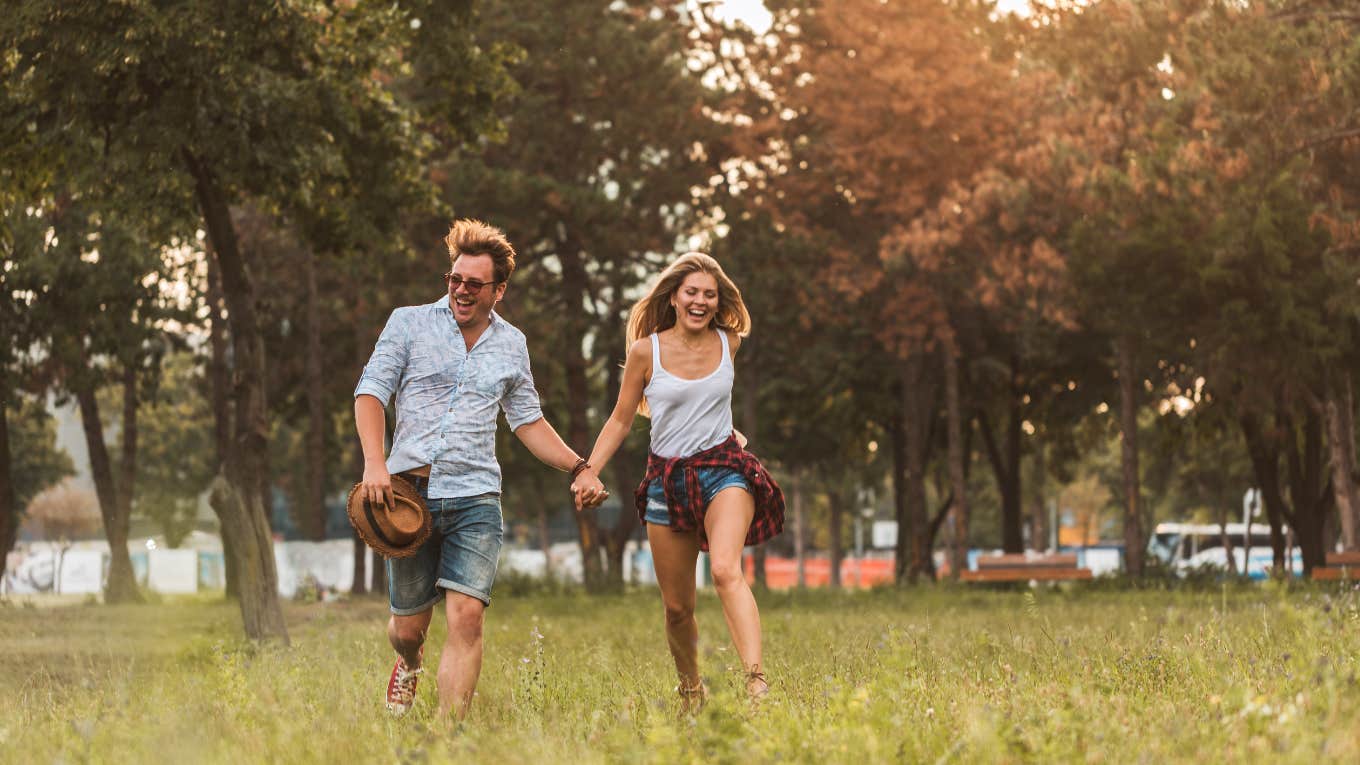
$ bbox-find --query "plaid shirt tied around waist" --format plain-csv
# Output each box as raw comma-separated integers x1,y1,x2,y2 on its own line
634,435,785,552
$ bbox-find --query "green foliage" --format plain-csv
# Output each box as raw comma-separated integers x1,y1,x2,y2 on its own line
119,352,216,547
7,395,74,513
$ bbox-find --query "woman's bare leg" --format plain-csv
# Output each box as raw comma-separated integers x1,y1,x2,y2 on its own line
647,522,702,693
704,487,766,697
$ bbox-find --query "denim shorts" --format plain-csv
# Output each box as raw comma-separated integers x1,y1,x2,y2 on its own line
386,492,503,613
644,467,750,525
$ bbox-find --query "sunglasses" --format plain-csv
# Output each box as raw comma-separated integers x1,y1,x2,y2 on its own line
444,273,502,295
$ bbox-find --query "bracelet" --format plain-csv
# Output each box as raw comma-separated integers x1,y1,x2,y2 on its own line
570,458,591,479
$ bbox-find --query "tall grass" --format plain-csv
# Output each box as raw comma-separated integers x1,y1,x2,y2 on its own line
3,583,1359,763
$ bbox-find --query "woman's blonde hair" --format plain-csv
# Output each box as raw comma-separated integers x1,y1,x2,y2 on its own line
626,252,751,347
626,253,751,417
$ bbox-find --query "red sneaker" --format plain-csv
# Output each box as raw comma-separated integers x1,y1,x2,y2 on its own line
385,653,424,716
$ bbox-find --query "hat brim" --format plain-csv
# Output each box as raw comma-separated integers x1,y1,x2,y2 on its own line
346,475,432,559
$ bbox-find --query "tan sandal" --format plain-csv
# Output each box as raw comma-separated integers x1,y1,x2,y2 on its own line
745,666,769,704
676,677,709,715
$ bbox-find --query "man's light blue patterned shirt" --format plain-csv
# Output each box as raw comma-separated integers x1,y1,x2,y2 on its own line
354,297,543,499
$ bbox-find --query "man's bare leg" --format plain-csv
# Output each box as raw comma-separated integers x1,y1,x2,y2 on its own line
389,609,434,667
439,591,486,719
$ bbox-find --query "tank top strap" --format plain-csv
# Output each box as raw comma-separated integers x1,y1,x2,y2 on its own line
649,333,663,375
717,328,731,358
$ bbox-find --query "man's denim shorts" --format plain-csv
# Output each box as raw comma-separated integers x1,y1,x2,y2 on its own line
644,466,750,526
386,491,503,613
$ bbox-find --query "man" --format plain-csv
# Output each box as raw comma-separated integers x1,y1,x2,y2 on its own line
354,219,606,719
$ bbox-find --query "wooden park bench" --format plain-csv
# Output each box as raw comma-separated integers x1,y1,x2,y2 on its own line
959,552,1094,583
1309,551,1360,581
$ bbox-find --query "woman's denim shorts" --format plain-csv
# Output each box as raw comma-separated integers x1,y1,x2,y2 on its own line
644,466,750,525
386,491,503,613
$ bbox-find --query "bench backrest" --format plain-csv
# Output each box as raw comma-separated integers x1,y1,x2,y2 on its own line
975,553,1079,569
1325,551,1360,566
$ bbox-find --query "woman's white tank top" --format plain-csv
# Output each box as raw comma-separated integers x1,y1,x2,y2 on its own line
645,331,735,459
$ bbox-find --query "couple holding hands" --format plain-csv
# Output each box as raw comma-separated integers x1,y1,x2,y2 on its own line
353,219,784,719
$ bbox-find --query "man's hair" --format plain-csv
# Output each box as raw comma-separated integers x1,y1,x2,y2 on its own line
445,219,517,283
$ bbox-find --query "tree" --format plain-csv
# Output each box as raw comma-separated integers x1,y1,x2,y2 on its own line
1029,0,1212,576
1,396,76,554
1169,0,1360,572
126,352,218,547
24,483,101,542
3,0,510,638
759,0,1030,580
0,170,182,603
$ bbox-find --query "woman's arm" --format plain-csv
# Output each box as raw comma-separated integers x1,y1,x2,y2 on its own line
584,338,652,477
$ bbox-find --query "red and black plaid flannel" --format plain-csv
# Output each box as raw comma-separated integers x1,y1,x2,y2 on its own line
634,434,785,551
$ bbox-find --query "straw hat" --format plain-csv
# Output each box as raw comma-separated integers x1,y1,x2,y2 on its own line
345,474,431,559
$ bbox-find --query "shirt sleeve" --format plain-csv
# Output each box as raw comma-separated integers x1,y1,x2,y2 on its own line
353,308,410,407
502,339,544,430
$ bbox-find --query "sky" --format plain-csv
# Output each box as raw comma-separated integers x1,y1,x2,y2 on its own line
715,0,1034,33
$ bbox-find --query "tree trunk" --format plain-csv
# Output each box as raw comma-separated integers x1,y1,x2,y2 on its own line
206,256,231,479
944,347,970,581
1283,407,1328,574
185,148,288,642
1116,336,1145,577
1241,413,1288,571
1002,355,1023,552
0,382,17,565
74,377,141,603
792,468,806,587
556,237,604,591
112,364,143,603
302,248,326,541
603,463,638,591
897,352,936,583
890,411,906,581
978,406,1023,555
1031,442,1047,552
828,487,843,589
538,504,553,579
1324,372,1359,550
205,253,239,599
600,321,640,593
1207,474,1237,576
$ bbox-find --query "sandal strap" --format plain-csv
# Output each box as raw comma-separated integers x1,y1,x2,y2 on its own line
676,679,707,697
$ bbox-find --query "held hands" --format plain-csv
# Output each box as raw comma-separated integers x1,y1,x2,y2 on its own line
360,458,394,508
570,465,608,512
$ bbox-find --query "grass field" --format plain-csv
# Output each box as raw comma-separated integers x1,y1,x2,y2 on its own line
4,583,1360,763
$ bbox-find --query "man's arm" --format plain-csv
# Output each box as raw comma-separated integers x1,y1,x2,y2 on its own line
354,395,393,507
352,308,408,507
513,418,604,508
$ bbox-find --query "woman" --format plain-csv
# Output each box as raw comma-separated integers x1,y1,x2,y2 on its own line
574,252,784,709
